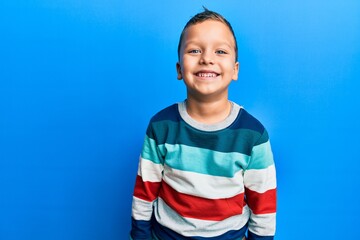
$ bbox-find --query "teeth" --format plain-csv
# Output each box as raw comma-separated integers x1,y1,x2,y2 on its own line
197,73,217,77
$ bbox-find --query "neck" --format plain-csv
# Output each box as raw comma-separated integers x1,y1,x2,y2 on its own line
185,97,232,124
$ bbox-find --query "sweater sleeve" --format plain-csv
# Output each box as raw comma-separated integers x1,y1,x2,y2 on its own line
130,124,164,240
244,129,277,240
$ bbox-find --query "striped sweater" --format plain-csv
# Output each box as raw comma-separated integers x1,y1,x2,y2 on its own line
130,101,276,240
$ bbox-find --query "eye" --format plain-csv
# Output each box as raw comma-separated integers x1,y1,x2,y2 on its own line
216,50,227,54
188,49,201,54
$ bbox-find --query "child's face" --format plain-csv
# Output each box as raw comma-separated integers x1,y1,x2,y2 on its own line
177,20,239,100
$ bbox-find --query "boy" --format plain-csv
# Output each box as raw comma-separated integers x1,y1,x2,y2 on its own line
130,8,276,240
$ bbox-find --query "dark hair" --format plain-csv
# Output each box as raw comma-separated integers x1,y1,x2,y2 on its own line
177,8,238,62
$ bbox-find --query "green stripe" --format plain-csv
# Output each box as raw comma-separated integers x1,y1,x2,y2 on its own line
247,141,274,170
159,143,250,177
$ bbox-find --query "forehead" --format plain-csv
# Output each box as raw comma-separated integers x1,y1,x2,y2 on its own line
182,20,235,47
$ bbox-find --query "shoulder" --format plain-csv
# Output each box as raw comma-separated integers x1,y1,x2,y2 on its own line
149,103,181,123
146,103,182,142
231,107,269,145
231,108,265,133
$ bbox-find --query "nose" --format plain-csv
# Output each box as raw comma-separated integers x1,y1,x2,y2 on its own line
200,51,214,65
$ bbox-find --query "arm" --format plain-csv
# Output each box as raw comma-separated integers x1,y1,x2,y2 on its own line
244,130,277,240
130,125,164,240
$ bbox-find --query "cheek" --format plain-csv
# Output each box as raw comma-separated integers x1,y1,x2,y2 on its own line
181,62,193,74
182,56,197,67
224,62,236,72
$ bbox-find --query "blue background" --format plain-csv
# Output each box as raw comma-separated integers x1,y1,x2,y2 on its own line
1,0,359,239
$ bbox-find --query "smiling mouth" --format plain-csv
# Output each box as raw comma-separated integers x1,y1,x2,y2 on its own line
195,72,220,78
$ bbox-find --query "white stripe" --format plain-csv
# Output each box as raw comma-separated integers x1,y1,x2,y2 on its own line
154,198,250,237
248,212,276,236
131,196,154,221
163,165,244,199
137,156,163,182
244,165,276,193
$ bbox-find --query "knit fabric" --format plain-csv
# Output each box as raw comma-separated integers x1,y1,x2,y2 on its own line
130,102,276,240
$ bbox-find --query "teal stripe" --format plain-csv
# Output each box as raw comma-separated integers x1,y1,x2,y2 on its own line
141,136,163,164
141,134,273,171
255,128,269,146
247,141,274,170
160,143,250,177
148,120,264,156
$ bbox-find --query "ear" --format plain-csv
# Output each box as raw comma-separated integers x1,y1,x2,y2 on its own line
176,62,183,80
232,61,240,81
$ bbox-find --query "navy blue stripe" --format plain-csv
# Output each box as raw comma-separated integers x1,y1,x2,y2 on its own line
130,218,152,240
153,218,247,240
149,104,265,133
229,109,265,133
247,231,274,240
150,104,181,122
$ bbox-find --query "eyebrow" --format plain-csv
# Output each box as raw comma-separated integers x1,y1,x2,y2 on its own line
183,40,234,49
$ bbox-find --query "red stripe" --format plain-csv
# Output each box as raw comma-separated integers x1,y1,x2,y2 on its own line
159,181,245,221
133,175,161,202
245,187,276,214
